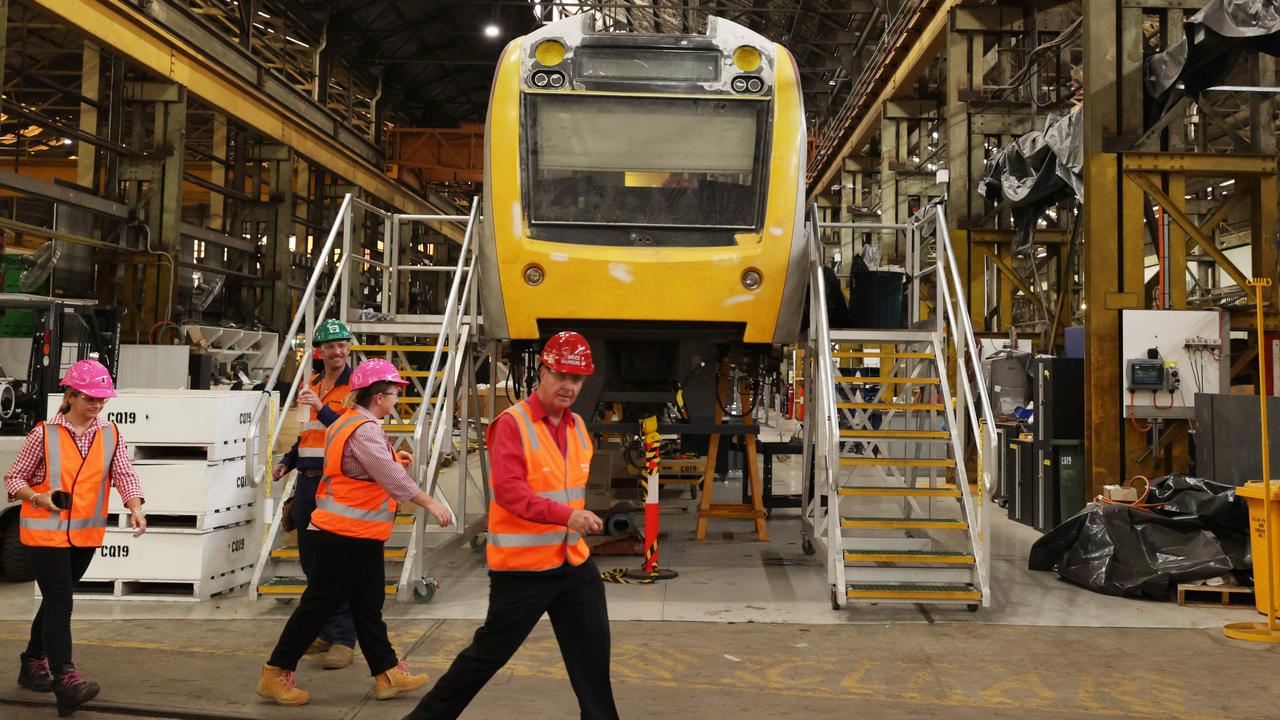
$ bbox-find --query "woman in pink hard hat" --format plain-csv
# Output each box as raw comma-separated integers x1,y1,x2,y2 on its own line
257,359,453,707
3,358,146,717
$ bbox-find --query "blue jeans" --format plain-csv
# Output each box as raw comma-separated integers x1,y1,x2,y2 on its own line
293,471,356,648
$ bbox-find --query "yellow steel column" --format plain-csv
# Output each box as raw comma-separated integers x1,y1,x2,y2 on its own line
1083,0,1124,499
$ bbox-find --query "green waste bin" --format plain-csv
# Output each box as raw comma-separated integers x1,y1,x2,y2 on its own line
1054,441,1085,521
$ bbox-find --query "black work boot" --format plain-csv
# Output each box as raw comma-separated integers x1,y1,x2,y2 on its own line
17,652,53,692
52,665,99,717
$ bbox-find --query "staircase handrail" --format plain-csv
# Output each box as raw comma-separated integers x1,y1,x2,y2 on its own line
921,200,996,599
245,193,353,490
411,199,480,490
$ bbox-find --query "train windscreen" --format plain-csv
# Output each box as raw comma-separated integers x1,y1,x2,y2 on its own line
526,94,767,229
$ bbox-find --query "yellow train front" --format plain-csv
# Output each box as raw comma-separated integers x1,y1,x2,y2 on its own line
479,12,807,423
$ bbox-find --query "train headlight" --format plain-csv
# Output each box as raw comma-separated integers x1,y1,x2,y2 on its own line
746,77,763,93
536,40,566,66
733,46,762,72
523,264,545,286
532,71,550,88
742,268,763,291
731,77,748,92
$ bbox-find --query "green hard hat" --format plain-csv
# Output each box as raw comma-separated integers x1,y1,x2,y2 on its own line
313,319,352,346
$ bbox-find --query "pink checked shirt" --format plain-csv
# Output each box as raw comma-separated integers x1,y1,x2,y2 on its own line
4,415,143,505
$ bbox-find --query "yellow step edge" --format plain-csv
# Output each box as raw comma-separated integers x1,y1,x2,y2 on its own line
395,514,415,524
835,377,941,385
839,429,950,439
834,351,935,360
352,345,441,352
846,588,982,601
843,552,975,564
840,518,969,530
838,485,960,497
837,403,944,411
272,547,408,560
840,458,956,468
399,370,445,378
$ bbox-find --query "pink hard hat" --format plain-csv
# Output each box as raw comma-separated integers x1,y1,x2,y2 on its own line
350,358,408,390
61,359,117,398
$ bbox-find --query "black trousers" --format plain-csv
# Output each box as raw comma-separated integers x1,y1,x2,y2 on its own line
25,545,96,671
292,471,356,647
267,530,398,675
405,559,619,720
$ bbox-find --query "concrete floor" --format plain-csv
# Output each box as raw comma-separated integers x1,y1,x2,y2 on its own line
0,443,1276,718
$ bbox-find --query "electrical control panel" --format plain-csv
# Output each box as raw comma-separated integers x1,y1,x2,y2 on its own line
1121,310,1225,420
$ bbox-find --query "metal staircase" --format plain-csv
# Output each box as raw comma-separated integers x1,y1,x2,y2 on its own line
245,194,487,603
802,201,997,610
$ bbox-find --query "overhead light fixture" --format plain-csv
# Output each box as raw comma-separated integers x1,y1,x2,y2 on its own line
485,24,501,38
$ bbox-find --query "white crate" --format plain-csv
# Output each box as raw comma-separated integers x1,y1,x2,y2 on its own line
110,459,255,520
48,389,267,460
81,523,260,585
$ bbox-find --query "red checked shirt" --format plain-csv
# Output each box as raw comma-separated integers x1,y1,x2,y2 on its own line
487,392,575,526
339,405,420,502
4,415,143,505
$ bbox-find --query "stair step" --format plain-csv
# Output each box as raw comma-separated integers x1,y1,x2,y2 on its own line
399,370,445,378
352,344,442,353
841,517,969,530
840,457,955,468
836,376,941,385
272,546,407,560
396,513,415,524
829,329,936,343
383,423,417,433
844,549,974,564
838,485,960,497
834,351,935,360
348,321,444,335
839,429,949,439
837,402,944,411
845,583,982,602
258,578,398,596
396,397,441,404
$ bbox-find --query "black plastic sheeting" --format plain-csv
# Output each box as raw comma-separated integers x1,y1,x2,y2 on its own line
1147,0,1280,101
1028,475,1251,600
976,107,1082,256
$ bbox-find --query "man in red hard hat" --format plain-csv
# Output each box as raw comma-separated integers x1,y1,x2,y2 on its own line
406,331,618,720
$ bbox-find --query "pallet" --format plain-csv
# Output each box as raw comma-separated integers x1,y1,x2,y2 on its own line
107,503,256,531
1177,582,1255,608
60,566,254,602
132,442,244,464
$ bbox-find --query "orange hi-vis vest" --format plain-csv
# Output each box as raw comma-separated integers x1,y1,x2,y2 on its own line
20,422,119,548
297,373,352,461
311,409,399,541
486,399,593,572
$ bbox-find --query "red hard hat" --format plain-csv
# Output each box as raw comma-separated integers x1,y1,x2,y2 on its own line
541,331,594,375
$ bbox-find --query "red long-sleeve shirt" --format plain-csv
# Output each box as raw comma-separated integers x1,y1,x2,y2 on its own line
487,393,574,527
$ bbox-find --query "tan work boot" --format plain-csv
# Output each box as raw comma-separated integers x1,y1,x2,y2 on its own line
372,661,428,700
256,664,310,706
321,643,354,670
304,638,330,655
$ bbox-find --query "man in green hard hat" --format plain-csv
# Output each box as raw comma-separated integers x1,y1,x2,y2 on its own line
273,318,359,669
